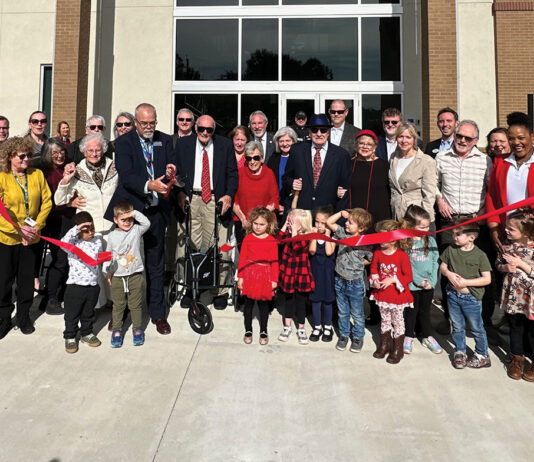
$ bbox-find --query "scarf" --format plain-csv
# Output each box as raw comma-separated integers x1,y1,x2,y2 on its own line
85,157,106,189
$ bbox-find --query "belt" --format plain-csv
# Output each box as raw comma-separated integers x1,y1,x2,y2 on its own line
450,213,476,219
192,190,203,196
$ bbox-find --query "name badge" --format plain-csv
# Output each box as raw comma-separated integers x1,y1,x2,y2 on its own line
24,217,37,227
154,141,162,147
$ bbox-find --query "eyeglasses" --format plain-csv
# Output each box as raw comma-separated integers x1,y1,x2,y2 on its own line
16,153,33,160
310,127,329,134
86,149,103,155
245,155,262,162
136,120,157,128
455,133,475,143
51,150,65,156
116,122,132,128
197,126,214,134
30,118,47,125
329,109,346,115
0,126,9,131
383,120,399,126
178,118,193,122
88,125,104,131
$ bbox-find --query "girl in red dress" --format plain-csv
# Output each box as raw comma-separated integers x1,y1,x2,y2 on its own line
370,219,414,364
237,207,279,345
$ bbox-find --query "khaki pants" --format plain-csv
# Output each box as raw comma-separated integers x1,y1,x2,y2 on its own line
110,272,145,330
190,194,230,296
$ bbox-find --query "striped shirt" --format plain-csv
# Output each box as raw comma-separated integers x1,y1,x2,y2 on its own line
435,146,492,215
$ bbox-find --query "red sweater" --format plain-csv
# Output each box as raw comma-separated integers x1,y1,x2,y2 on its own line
234,164,279,218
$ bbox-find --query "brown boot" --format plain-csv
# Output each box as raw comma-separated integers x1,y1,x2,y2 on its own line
523,360,534,382
387,334,405,364
507,354,524,380
373,331,391,359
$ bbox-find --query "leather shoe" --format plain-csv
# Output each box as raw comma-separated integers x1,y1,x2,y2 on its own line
153,318,171,335
213,295,227,310
19,320,35,335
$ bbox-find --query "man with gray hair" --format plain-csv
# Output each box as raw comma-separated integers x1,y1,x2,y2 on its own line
172,108,195,148
68,114,113,164
249,110,274,163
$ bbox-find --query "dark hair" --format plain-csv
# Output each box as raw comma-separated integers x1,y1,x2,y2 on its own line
507,209,534,240
507,112,533,133
313,205,334,219
28,110,45,122
72,211,94,226
382,107,403,120
228,125,250,140
404,205,430,254
56,121,69,135
0,115,9,124
486,127,509,147
437,107,458,122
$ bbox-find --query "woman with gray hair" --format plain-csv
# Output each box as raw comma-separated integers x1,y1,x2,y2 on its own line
233,140,279,244
112,111,135,141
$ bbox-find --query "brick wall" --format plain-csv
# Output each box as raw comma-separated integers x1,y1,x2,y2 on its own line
494,0,534,126
421,0,458,144
52,0,91,139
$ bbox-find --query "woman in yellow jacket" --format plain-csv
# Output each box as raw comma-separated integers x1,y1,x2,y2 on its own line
0,137,52,339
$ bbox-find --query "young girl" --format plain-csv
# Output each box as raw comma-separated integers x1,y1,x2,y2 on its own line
237,207,279,345
496,210,534,382
403,205,442,355
309,206,336,342
278,208,314,344
370,219,413,364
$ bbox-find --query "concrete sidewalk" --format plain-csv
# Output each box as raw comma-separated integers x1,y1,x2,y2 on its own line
0,300,533,462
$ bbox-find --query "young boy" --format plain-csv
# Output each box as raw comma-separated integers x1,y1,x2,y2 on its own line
105,202,150,347
327,208,373,353
61,211,103,354
440,223,492,369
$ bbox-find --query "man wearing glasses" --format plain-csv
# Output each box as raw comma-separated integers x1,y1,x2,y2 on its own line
174,114,238,310
328,99,360,159
282,113,351,212
376,107,403,161
105,103,176,335
172,108,195,148
68,115,113,164
0,116,9,144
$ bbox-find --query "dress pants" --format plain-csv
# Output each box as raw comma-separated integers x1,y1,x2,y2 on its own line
144,207,167,320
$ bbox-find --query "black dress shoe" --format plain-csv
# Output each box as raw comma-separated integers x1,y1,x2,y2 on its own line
19,320,35,335
45,299,64,316
153,318,171,335
213,295,227,310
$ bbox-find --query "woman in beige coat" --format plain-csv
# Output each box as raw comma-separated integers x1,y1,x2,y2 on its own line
389,123,437,222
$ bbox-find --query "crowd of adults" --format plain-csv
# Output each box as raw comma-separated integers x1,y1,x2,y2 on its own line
0,101,533,356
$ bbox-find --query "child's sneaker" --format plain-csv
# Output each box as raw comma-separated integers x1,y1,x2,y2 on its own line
336,335,349,351
111,330,123,348
65,338,78,354
403,336,413,354
350,337,363,353
453,351,467,369
297,328,308,344
81,334,101,347
466,353,491,369
133,328,145,346
278,326,292,342
422,336,443,354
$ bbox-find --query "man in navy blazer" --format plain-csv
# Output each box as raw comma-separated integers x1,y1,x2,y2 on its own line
282,114,351,212
173,114,238,309
105,103,176,335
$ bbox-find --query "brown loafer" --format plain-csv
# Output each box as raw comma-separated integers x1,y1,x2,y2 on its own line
153,318,171,335
244,331,253,344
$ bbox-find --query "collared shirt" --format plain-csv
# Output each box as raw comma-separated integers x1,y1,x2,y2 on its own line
311,141,328,166
386,138,397,160
193,138,214,190
505,154,534,208
435,146,492,214
439,137,454,152
255,133,267,157
330,123,344,146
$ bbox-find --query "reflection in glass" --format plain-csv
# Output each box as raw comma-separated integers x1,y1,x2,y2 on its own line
362,17,401,81
175,19,238,81
241,94,279,131
242,19,278,81
362,94,402,135
286,100,315,127
282,19,358,81
243,0,278,4
174,94,238,135
284,0,354,4
177,0,238,5
325,99,354,125
361,0,399,4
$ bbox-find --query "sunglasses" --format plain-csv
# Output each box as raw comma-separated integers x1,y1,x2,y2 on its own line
329,109,346,115
197,126,214,134
31,118,47,125
89,125,104,131
245,155,262,162
16,153,33,160
383,120,399,126
455,133,475,143
310,127,329,134
116,122,132,128
178,118,193,122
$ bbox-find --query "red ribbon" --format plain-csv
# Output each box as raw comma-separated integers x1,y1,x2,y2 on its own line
0,198,112,267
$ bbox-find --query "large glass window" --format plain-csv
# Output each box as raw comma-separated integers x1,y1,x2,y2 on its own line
174,94,238,135
40,64,53,137
177,0,237,5
242,19,278,81
241,94,279,129
362,94,402,135
362,17,401,81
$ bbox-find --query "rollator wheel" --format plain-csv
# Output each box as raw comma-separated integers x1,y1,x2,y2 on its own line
188,302,213,334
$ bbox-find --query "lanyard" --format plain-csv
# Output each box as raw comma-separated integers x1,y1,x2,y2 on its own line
139,136,154,179
13,172,29,217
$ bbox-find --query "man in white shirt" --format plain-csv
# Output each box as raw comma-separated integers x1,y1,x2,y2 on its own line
328,99,360,158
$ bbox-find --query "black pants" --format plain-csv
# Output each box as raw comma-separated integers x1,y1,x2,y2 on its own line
63,284,99,339
0,243,39,324
404,289,434,338
243,297,270,333
283,291,307,325
509,313,534,356
43,215,72,301
144,208,167,320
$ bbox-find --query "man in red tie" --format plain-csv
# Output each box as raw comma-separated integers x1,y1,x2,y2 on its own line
174,115,238,309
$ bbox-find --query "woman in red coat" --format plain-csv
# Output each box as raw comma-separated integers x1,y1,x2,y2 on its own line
233,141,279,245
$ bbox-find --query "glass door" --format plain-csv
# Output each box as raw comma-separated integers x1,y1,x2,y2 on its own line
319,94,360,128
281,93,319,129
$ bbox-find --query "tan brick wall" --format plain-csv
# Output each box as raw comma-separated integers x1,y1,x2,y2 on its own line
494,1,534,126
52,0,91,139
421,0,458,144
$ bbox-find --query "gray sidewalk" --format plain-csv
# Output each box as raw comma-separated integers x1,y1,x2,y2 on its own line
0,301,533,462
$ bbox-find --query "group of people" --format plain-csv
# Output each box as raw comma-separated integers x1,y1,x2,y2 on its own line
0,101,533,381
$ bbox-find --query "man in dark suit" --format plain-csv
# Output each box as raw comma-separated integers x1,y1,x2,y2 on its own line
105,103,176,335
249,110,275,164
283,114,351,212
174,114,238,310
424,107,459,158
171,108,195,148
68,115,113,164
328,99,360,158
375,107,403,161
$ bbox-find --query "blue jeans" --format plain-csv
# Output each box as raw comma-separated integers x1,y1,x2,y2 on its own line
446,286,488,356
335,277,365,339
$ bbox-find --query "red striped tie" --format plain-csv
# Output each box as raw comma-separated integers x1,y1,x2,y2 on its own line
201,148,211,203
313,147,322,188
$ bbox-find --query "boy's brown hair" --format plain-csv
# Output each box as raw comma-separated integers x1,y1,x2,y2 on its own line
113,202,134,218
347,208,373,233
454,220,480,238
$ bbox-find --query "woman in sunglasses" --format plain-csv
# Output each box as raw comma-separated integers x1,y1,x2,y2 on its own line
0,137,52,339
24,110,49,168
111,112,135,149
233,141,279,245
